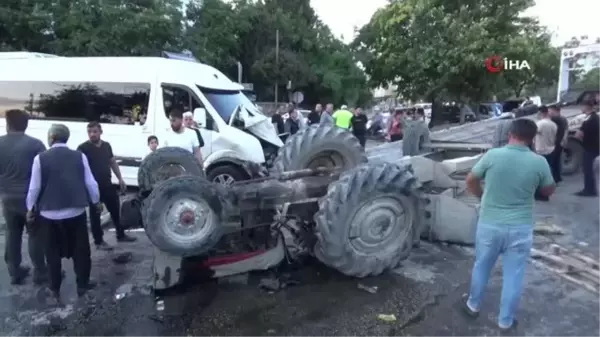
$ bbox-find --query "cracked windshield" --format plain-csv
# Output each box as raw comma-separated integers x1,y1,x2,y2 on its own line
0,0,598,336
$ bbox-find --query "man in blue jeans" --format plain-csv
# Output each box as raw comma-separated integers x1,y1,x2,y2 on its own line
462,118,556,331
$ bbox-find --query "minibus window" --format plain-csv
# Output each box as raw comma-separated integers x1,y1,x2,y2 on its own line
0,81,150,125
161,85,216,130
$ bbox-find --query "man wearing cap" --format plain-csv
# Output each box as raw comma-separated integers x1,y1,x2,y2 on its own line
332,105,353,129
574,100,599,197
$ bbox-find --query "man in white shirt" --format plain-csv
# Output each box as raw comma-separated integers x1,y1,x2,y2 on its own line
163,109,202,164
534,106,557,201
535,106,557,157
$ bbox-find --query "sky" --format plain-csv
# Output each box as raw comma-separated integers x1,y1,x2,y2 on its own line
310,0,600,46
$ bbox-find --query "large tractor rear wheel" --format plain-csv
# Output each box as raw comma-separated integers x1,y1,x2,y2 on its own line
313,162,424,277
272,124,367,172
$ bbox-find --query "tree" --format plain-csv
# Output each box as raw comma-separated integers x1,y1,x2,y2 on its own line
0,0,54,52
353,0,556,124
0,0,371,107
185,0,240,77
576,68,600,90
48,0,184,56
499,26,560,97
229,0,370,106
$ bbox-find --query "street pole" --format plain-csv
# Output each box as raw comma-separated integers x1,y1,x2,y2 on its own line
274,29,279,106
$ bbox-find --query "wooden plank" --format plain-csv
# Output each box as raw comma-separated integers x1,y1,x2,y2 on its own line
530,259,599,294
531,248,600,283
549,244,599,269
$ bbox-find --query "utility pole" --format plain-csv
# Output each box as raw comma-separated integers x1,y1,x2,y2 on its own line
274,29,279,105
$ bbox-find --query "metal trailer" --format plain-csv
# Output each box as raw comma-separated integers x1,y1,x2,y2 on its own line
132,124,488,290
424,104,590,175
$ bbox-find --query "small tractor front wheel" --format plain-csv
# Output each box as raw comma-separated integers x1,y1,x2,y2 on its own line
142,175,225,256
313,162,423,277
138,147,205,192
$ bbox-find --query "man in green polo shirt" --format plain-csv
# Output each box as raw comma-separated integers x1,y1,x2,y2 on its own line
332,105,353,129
461,118,555,332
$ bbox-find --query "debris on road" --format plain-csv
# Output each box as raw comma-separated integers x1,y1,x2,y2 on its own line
259,277,280,292
377,314,397,322
530,245,599,293
357,283,378,294
258,273,301,292
534,221,565,236
114,283,133,301
218,273,249,285
155,299,165,311
112,252,133,264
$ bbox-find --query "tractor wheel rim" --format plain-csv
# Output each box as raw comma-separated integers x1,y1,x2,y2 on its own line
163,198,214,245
347,194,413,255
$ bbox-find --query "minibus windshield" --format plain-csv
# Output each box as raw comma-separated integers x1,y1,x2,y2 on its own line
199,87,263,123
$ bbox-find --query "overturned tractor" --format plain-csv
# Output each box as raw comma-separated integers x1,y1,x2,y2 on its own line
135,124,484,290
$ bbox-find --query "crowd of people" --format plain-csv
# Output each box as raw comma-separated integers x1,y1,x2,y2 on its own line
271,103,431,155
0,106,206,302
461,99,598,332
270,103,371,147
0,110,135,301
492,101,599,198
143,109,205,161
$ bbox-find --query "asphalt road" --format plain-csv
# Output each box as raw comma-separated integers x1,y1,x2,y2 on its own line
0,171,598,336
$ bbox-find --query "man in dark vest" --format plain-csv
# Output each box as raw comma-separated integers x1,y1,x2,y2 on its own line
26,124,101,298
0,109,48,285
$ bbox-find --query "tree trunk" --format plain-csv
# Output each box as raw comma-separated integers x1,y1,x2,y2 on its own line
429,94,441,129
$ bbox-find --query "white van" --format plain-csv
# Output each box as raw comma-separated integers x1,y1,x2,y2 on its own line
0,57,283,187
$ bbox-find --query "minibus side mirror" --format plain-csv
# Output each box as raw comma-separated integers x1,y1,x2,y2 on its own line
194,108,207,128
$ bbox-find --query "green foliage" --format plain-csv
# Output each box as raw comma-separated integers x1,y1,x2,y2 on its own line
353,0,559,110
0,0,371,107
578,68,600,89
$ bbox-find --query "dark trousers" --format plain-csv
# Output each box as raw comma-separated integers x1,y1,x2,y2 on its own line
390,134,403,142
550,145,563,183
582,150,598,195
89,184,123,244
354,133,367,147
43,212,91,292
535,153,555,201
2,199,47,279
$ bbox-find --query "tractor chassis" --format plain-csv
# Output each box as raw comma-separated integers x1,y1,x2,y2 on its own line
152,167,344,291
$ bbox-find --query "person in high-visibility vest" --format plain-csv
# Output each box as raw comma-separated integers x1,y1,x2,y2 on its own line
332,105,353,129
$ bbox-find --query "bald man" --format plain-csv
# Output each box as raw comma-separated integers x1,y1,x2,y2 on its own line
26,124,101,299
